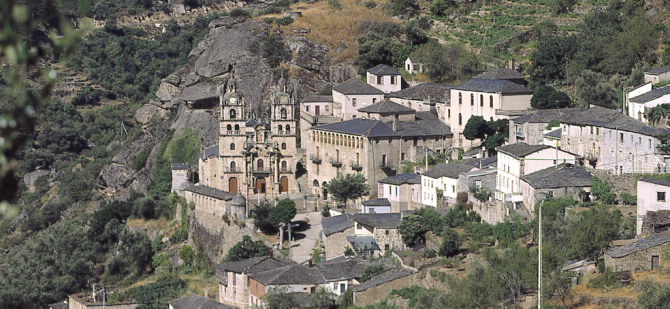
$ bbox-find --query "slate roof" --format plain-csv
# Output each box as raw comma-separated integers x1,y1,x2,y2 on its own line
312,119,400,138
474,68,525,80
640,177,670,187
646,66,670,75
322,213,354,236
629,86,670,103
354,269,414,292
362,198,391,207
423,162,475,179
217,257,296,282
496,143,551,159
333,78,384,95
606,231,670,258
347,235,380,251
459,156,498,169
358,99,416,114
185,185,236,201
302,95,333,103
316,257,369,281
511,107,670,137
386,83,452,103
452,78,533,94
388,111,452,137
353,213,402,229
169,294,231,309
520,164,593,189
172,163,191,170
251,264,325,285
378,173,421,185
367,64,401,76
202,145,219,160
544,128,562,139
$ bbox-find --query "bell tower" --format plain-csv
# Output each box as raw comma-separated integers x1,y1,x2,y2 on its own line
218,76,247,194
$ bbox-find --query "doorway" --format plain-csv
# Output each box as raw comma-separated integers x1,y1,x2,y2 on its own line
229,177,238,194
256,177,267,194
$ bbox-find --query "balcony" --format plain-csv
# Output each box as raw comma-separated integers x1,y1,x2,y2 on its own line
279,167,293,173
350,161,363,171
226,167,242,173
379,162,392,169
329,158,343,168
251,167,272,175
310,154,322,164
226,130,242,136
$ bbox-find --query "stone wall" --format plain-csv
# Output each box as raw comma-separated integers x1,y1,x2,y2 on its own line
605,242,670,272
373,228,407,254
591,170,638,195
323,227,353,260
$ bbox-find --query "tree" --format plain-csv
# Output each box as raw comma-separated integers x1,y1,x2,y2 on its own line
463,117,509,155
552,0,578,15
591,176,616,204
439,228,461,257
268,199,297,228
528,33,577,84
639,280,670,309
463,116,490,141
531,86,572,109
310,287,337,309
430,0,456,16
354,32,406,75
325,173,370,208
266,287,297,309
226,235,271,262
402,18,428,46
575,70,618,109
568,205,622,262
398,214,429,247
253,201,278,234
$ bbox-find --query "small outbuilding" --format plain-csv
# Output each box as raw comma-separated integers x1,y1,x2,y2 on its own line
604,231,670,272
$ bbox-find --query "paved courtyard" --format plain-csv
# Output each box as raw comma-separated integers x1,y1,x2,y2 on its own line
289,211,322,264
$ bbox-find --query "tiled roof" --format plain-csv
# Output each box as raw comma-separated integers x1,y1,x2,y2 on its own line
312,119,400,138
185,185,235,201
629,86,670,103
333,78,384,95
169,294,232,309
367,64,401,76
322,213,354,236
520,164,593,189
362,198,391,207
302,95,333,103
423,162,475,179
606,231,670,258
172,163,191,170
496,143,551,158
354,269,414,292
646,66,670,75
378,173,421,185
387,83,452,103
202,145,219,160
388,111,452,137
358,99,416,114
251,264,325,285
452,78,533,94
316,257,369,281
353,213,402,229
544,128,562,139
474,68,525,80
640,177,670,187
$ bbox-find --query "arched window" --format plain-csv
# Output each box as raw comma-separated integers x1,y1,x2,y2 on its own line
230,109,237,119
230,143,235,150
286,125,290,133
280,108,287,119
281,161,288,171
230,161,236,172
458,92,462,104
480,94,483,106
257,159,264,171
470,93,474,105
278,125,283,133
227,124,232,131
313,180,320,187
458,113,462,125
489,95,493,108
234,124,240,131
281,142,287,150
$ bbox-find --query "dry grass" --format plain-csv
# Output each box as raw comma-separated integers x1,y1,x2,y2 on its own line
263,0,397,63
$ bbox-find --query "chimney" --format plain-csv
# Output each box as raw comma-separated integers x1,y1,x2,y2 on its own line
392,117,397,131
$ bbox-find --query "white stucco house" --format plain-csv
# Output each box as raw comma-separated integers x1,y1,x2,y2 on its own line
332,78,385,120
366,64,402,93
637,178,670,235
627,84,670,123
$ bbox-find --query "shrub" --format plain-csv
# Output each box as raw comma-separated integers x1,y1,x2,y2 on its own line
229,8,250,17
439,228,462,257
131,149,150,171
619,192,637,205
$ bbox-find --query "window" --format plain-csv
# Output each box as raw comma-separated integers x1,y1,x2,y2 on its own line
234,124,240,131
458,113,462,125
278,125,283,132
377,75,383,84
391,76,396,84
306,105,309,111
230,143,235,150
230,161,236,171
373,98,377,104
480,94,483,106
384,244,390,251
620,133,624,143
448,109,451,118
257,159,264,171
658,191,666,202
382,154,387,167
489,95,493,107
227,124,232,131
280,108,287,119
281,142,286,150
352,98,357,107
470,93,474,105
401,152,405,160
458,92,462,104
286,125,290,133
385,230,389,236
229,109,237,119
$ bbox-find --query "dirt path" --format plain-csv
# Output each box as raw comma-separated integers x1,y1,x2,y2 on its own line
289,211,322,264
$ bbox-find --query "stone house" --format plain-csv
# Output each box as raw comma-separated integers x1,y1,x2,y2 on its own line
519,163,593,214
352,213,406,256
247,263,325,307
376,173,422,212
627,85,670,123
171,163,191,193
353,269,415,307
421,162,477,207
366,64,402,93
637,178,670,235
198,78,301,202
361,198,392,214
332,78,385,121
604,231,670,272
644,65,670,84
387,83,451,122
321,213,355,260
183,185,247,224
495,143,577,206
169,294,231,309
217,257,295,309
405,57,426,74
448,68,533,148
68,293,138,309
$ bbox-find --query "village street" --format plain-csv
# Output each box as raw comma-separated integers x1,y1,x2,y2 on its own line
289,211,323,264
